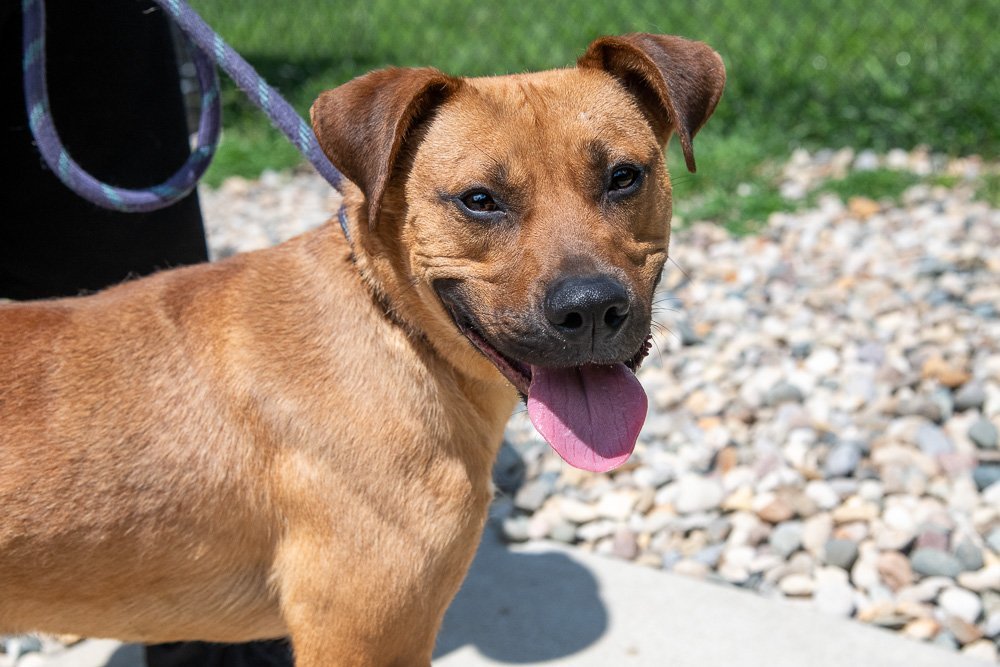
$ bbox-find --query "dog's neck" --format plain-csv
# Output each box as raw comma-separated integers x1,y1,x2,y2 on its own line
335,186,518,432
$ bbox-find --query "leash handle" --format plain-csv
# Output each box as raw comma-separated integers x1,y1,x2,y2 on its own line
21,0,222,212
22,0,344,214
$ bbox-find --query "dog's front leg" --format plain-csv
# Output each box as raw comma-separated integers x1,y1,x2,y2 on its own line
276,534,448,667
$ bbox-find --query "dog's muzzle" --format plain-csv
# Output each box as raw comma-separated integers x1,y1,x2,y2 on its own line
434,278,651,473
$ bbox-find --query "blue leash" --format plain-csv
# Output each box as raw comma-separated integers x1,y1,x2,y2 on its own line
21,0,346,228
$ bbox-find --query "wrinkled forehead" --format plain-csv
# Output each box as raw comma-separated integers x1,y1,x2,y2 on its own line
415,68,662,180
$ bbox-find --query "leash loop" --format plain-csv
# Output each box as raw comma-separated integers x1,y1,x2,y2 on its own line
21,0,221,212
21,0,344,219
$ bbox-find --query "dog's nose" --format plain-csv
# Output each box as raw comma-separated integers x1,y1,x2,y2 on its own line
544,275,630,340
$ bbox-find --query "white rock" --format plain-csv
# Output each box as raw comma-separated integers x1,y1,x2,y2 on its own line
780,573,816,597
673,474,725,514
814,580,857,617
957,565,1000,593
806,347,840,375
576,520,617,542
802,513,834,556
804,480,841,509
557,497,600,524
938,587,983,624
961,639,998,662
596,488,640,521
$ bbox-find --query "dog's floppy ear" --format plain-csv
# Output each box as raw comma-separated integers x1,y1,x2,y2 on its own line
311,67,461,226
578,33,726,173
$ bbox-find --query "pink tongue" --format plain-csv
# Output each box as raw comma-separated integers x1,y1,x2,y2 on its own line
527,364,647,473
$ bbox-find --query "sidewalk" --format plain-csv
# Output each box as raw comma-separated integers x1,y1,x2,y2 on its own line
12,529,980,667
433,528,979,667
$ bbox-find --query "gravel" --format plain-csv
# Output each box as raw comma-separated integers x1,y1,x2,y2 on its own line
494,148,1000,664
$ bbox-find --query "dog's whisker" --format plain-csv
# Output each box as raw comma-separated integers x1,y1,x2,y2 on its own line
668,256,691,280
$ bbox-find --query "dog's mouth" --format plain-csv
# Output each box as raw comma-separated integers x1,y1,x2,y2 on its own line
436,283,651,473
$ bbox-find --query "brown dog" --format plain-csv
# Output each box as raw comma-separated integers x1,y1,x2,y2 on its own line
0,34,724,665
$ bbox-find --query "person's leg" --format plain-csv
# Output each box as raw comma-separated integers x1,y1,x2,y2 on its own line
144,640,295,667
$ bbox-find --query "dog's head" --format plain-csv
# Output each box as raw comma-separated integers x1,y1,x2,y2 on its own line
312,34,725,471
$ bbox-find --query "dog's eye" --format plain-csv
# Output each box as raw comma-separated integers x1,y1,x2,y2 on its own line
462,190,497,212
458,189,500,214
608,165,641,193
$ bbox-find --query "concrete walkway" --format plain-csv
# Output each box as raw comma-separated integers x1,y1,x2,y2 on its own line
434,528,978,667
13,529,980,667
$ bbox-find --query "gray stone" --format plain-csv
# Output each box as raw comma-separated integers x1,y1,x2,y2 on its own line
3,636,44,660
705,516,732,543
953,382,987,411
769,521,804,559
895,396,942,422
549,520,578,544
501,515,531,543
856,341,885,365
677,319,703,346
823,539,859,570
988,527,1000,554
973,465,1000,491
823,441,863,478
929,388,954,422
488,496,516,524
915,423,954,457
764,381,805,406
790,341,813,359
910,548,962,578
693,543,726,568
514,473,558,512
514,477,554,512
954,537,984,572
968,418,999,450
973,303,998,318
492,439,526,495
661,550,683,571
925,288,953,307
931,630,959,651
915,256,952,277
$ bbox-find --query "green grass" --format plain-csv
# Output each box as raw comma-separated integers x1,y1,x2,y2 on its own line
666,133,794,234
928,174,962,189
977,173,1000,208
816,169,921,203
184,0,999,229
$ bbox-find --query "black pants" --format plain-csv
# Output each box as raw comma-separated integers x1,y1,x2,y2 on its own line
2,2,293,664
1,0,207,299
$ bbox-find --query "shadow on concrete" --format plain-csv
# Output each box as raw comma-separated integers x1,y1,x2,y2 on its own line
434,528,608,663
106,644,144,667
